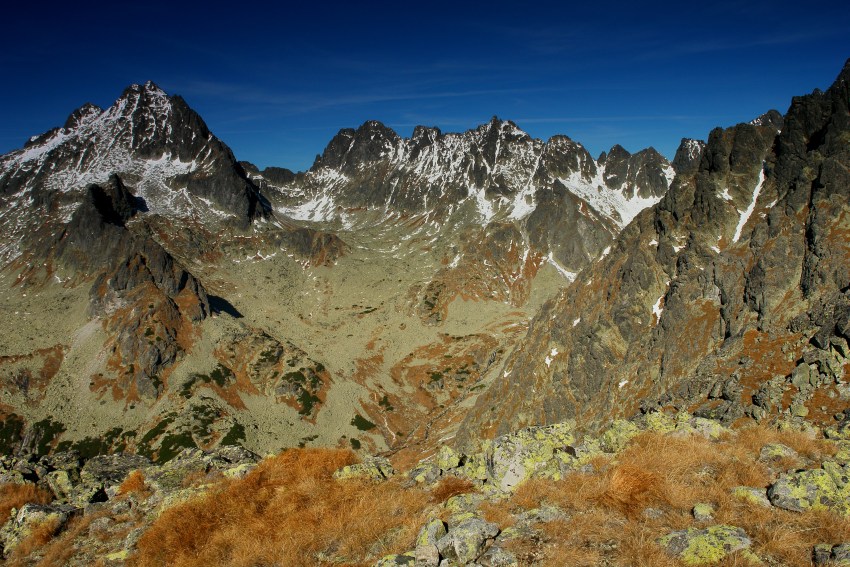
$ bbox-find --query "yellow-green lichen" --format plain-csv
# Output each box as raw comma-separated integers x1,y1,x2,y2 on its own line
645,411,677,433
601,419,640,452
660,525,753,566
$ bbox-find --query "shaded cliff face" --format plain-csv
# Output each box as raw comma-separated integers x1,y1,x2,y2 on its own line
457,61,850,447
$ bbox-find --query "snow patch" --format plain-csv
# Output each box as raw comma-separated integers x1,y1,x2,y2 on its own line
547,252,576,281
652,282,669,325
545,347,559,368
732,167,765,243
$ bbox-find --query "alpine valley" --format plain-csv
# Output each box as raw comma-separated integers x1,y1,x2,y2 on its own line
1,59,849,476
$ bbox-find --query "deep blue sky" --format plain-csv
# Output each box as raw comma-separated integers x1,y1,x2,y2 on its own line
1,1,848,172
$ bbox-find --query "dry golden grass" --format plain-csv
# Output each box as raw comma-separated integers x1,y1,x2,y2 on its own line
600,464,666,517
429,475,477,503
5,515,63,565
0,482,53,522
499,427,850,566
117,469,149,496
132,448,431,567
6,423,842,566
23,509,112,567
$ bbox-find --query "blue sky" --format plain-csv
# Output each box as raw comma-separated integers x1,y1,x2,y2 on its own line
1,1,848,172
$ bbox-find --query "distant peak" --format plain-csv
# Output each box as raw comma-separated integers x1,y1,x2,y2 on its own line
120,81,169,101
355,120,399,139
63,102,102,129
749,109,783,131
606,144,631,159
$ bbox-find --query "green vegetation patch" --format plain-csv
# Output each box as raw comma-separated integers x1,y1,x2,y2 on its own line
0,414,24,454
157,432,197,463
378,395,394,412
351,413,377,431
55,427,125,460
220,423,246,446
33,418,66,457
181,364,235,397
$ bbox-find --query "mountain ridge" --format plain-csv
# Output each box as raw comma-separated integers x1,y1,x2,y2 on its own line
1,61,846,474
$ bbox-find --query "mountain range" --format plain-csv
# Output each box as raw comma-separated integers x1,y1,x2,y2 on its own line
1,59,848,469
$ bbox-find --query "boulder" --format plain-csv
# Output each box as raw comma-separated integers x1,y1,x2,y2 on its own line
692,503,715,522
415,518,447,567
731,487,772,508
436,516,499,564
484,422,575,492
758,443,798,463
0,503,76,557
333,456,394,481
659,525,755,565
768,462,850,514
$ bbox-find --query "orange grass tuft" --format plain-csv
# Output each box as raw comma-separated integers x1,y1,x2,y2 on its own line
132,448,431,567
600,464,666,516
0,482,53,522
429,476,477,503
117,470,149,496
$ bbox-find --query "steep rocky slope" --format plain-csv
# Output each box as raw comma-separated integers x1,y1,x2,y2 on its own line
457,61,850,446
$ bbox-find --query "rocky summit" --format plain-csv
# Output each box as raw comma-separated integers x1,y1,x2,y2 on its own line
1,59,850,566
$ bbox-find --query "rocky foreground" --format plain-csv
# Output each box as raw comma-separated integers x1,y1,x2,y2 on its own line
2,409,850,566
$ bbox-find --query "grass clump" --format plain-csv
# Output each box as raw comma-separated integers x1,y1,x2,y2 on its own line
133,448,429,567
429,476,478,503
495,425,850,567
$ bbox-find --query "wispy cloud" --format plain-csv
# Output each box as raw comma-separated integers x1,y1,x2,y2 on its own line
169,80,559,114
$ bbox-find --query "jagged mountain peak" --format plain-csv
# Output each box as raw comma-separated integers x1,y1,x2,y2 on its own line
748,109,783,131
62,102,103,130
0,82,269,230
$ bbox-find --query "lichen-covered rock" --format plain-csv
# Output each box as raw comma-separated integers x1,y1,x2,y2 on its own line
436,516,500,564
0,503,76,557
833,442,850,465
693,503,716,522
444,493,484,516
485,422,575,492
600,419,640,452
333,456,394,481
80,454,152,489
147,446,259,494
758,443,798,463
659,525,755,565
437,446,462,471
44,469,76,502
732,487,772,508
478,544,519,567
415,518,447,567
643,411,677,433
832,543,850,564
768,463,850,514
826,420,850,441
409,461,441,485
458,452,489,482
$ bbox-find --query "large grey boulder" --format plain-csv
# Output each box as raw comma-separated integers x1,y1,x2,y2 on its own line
436,516,499,564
